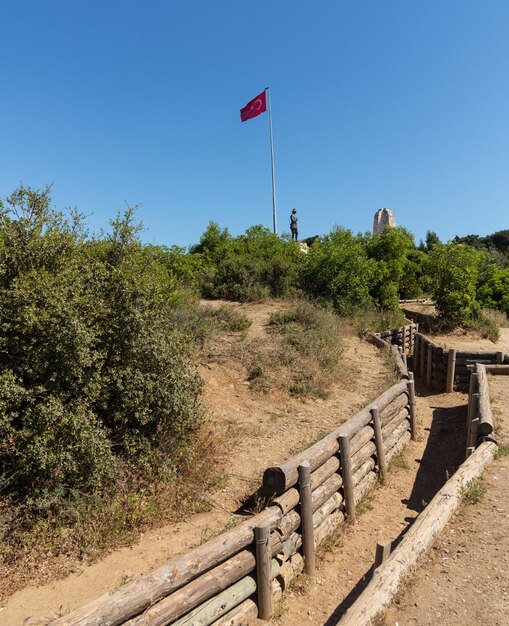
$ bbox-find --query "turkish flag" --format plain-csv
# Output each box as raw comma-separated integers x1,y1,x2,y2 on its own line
240,91,267,122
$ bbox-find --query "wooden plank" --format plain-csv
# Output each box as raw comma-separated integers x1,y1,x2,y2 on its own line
446,349,457,393
374,541,392,569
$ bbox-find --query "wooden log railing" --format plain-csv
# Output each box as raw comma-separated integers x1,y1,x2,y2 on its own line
51,326,418,626
337,359,508,626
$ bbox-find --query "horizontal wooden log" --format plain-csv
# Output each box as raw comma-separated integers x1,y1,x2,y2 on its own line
338,380,409,440
353,471,378,505
338,441,497,626
271,456,340,515
277,552,304,592
379,393,408,425
383,419,410,455
456,351,498,359
264,380,408,494
351,441,376,473
391,345,408,377
124,534,286,626
368,332,390,349
51,507,281,626
386,430,411,464
350,425,375,454
315,510,344,547
311,472,343,513
381,410,408,441
312,492,343,528
485,365,509,375
210,598,258,626
352,457,376,487
171,560,279,626
476,364,494,436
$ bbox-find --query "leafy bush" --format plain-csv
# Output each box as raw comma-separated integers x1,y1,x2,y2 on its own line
301,227,375,314
426,243,481,323
0,186,203,512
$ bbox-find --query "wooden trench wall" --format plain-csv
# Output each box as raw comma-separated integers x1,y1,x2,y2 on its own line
52,323,419,626
338,363,507,626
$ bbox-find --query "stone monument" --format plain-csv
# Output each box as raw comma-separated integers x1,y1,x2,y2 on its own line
373,208,396,235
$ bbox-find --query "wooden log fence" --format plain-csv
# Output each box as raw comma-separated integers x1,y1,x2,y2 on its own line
337,362,508,626
53,322,419,626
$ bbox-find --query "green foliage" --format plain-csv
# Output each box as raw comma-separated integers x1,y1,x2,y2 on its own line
426,243,481,323
301,227,375,314
365,227,415,309
477,263,509,316
0,186,203,512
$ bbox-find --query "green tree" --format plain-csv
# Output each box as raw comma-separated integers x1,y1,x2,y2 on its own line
426,243,481,323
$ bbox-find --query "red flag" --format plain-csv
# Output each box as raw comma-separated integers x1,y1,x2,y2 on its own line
240,90,267,122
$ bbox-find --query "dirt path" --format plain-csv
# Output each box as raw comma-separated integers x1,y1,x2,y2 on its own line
0,301,393,625
273,383,469,626
380,376,509,626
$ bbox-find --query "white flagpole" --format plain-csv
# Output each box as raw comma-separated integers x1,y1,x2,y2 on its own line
265,87,277,235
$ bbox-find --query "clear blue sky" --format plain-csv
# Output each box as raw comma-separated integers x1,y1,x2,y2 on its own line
1,1,508,247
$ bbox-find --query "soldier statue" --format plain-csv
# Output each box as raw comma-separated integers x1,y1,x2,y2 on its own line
290,208,298,241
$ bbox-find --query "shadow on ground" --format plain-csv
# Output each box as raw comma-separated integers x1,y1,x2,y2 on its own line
322,377,466,626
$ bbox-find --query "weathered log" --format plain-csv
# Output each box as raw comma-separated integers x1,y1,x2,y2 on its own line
413,333,420,371
371,406,387,481
312,492,343,528
379,394,408,426
263,380,407,494
351,441,376,473
210,598,258,626
485,365,509,374
391,344,408,378
381,408,408,439
338,441,497,626
368,332,390,349
276,510,300,541
51,507,281,626
123,542,283,626
350,425,375,454
339,435,356,522
171,560,279,626
276,531,301,563
426,345,433,387
314,510,344,547
352,457,376,487
255,525,273,619
337,380,408,440
311,472,343,513
271,455,340,515
386,430,411,464
407,373,416,440
456,351,498,359
353,471,378,505
419,336,426,377
476,364,494,436
298,462,315,576
277,552,304,592
383,419,410,454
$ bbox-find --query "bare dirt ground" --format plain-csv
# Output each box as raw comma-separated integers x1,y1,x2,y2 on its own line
430,327,509,354
3,304,506,626
380,376,509,626
0,300,393,625
273,382,468,626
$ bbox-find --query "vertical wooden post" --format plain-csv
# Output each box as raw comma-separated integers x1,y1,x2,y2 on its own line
407,372,417,441
298,462,315,576
420,338,426,378
374,540,392,569
496,351,504,364
255,524,273,619
426,345,433,387
401,326,407,355
339,435,356,523
412,323,419,354
466,392,479,456
446,349,457,393
370,406,387,481
402,353,408,372
414,333,420,374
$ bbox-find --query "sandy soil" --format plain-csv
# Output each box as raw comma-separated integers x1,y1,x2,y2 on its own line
0,300,393,625
430,327,509,354
380,376,509,626
273,383,468,626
